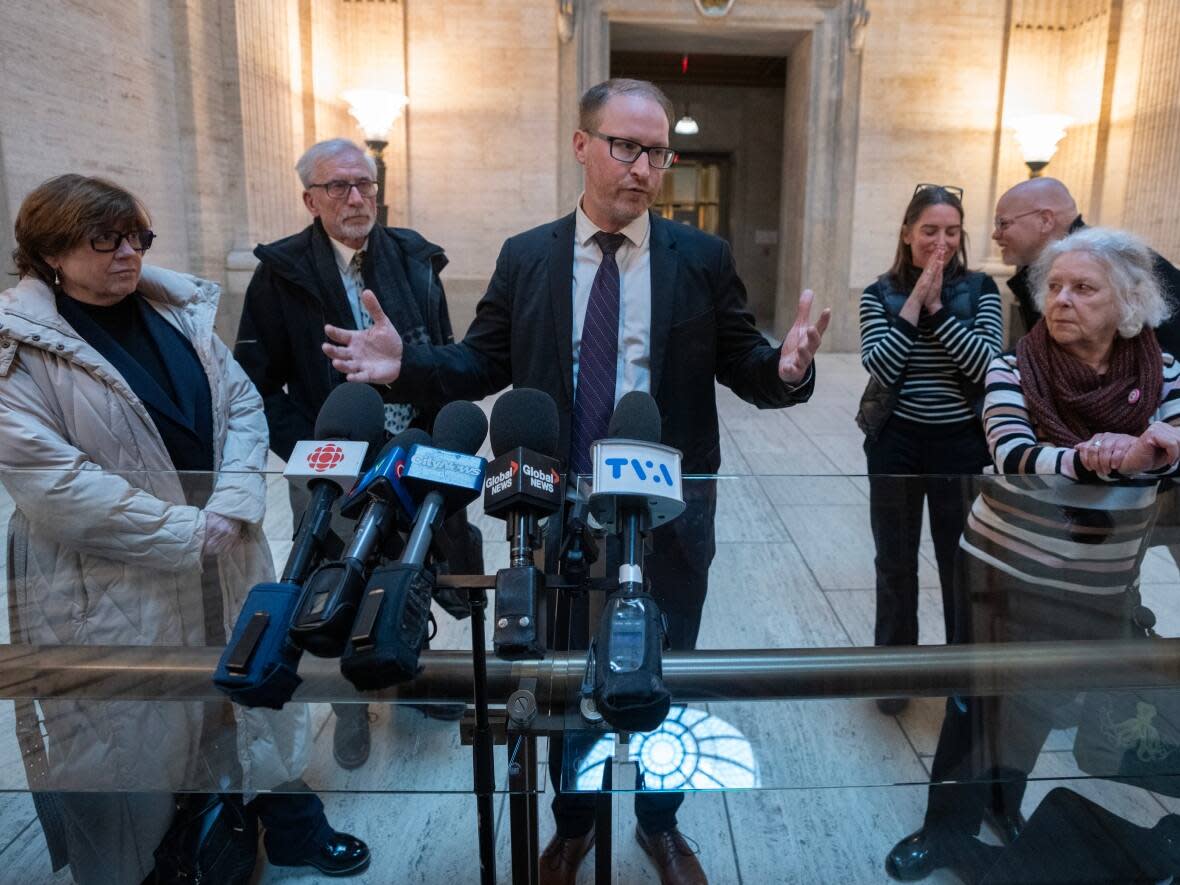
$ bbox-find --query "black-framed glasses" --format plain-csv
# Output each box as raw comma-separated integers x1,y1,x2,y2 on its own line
585,130,677,169
993,208,1043,233
307,179,379,200
913,182,964,200
90,230,155,253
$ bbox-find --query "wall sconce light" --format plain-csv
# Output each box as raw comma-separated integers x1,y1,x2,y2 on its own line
1011,114,1072,178
342,88,410,225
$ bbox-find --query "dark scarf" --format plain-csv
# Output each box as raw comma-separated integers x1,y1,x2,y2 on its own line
1015,318,1162,447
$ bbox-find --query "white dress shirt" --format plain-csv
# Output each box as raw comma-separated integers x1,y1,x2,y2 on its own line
328,235,369,329
572,200,652,404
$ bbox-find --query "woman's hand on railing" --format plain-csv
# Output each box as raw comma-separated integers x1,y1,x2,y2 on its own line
1099,423,1180,475
1076,432,1139,474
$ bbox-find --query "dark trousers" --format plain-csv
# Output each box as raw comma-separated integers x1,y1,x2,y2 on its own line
866,417,990,647
924,554,1138,834
547,481,717,838
250,785,333,863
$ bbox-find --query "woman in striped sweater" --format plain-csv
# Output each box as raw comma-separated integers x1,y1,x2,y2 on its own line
860,185,1003,714
886,227,1180,883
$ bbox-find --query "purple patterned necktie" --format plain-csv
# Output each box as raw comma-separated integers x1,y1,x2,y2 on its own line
570,231,627,476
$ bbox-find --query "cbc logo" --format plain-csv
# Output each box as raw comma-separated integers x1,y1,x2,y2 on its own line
306,443,345,473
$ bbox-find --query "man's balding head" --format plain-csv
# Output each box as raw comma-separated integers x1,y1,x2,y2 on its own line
992,177,1080,267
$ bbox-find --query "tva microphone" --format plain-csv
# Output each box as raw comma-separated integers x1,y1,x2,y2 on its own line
484,388,562,659
288,427,431,658
341,400,489,690
282,382,386,585
589,391,684,733
213,383,384,708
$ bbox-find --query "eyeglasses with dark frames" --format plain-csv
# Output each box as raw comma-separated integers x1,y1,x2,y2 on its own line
992,208,1044,233
584,130,677,170
913,182,965,200
307,179,379,200
90,230,156,253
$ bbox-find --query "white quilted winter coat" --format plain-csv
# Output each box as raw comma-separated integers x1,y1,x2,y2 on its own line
0,267,310,882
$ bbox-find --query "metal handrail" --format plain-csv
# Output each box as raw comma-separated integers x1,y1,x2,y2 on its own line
0,638,1175,704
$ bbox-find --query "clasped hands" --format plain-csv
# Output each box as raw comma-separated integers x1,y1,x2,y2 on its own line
320,288,833,387
1076,423,1180,475
910,245,948,314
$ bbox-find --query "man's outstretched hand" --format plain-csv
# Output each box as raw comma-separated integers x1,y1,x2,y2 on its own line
778,288,832,385
322,289,403,384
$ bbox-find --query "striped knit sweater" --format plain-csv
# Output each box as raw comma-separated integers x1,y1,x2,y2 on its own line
860,275,1004,424
960,350,1180,594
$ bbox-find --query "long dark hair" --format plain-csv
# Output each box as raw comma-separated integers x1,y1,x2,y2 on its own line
888,186,970,292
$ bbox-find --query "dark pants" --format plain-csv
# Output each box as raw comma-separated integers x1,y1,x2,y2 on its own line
924,554,1139,835
547,481,717,838
250,784,334,863
866,417,990,647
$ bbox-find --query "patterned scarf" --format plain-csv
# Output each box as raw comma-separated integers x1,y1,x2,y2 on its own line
1015,318,1162,447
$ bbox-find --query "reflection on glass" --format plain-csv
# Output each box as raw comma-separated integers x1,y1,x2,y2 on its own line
575,706,760,791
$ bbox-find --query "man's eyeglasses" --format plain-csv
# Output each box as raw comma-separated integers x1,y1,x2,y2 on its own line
913,183,964,200
993,208,1044,233
307,179,379,200
90,230,155,253
585,130,677,170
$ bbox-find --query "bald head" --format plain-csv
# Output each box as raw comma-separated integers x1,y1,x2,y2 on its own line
992,178,1080,267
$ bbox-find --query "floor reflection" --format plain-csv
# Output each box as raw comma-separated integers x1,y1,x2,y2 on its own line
575,706,761,791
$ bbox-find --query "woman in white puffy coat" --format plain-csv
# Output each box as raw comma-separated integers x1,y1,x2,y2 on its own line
0,175,365,883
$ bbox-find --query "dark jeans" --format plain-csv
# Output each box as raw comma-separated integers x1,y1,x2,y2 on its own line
924,554,1139,835
866,417,990,648
250,784,334,863
547,481,717,838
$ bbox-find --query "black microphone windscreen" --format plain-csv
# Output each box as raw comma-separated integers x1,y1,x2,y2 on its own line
392,427,432,451
606,391,661,443
432,400,489,455
489,388,560,458
315,383,386,444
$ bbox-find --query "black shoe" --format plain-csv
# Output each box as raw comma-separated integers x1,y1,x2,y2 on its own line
333,707,371,770
982,805,1026,845
877,697,909,715
273,831,371,877
885,827,1000,883
406,702,467,721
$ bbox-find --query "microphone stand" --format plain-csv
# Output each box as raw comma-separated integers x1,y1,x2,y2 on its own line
467,581,497,885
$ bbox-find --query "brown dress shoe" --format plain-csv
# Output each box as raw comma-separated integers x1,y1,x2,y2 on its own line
539,830,594,885
636,825,707,885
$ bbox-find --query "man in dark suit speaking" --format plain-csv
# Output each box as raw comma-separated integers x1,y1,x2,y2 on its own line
323,78,829,884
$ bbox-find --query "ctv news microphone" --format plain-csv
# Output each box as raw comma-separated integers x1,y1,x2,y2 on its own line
341,400,489,690
213,383,385,709
288,427,431,658
483,388,562,659
589,391,685,733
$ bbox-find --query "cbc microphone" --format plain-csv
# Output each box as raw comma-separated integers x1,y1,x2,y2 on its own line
589,391,684,732
288,427,431,658
341,400,489,690
483,389,562,659
214,383,384,708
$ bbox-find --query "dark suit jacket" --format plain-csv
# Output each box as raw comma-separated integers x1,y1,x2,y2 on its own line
235,219,453,461
390,211,814,473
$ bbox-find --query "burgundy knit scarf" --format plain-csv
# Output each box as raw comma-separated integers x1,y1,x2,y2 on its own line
1015,319,1162,447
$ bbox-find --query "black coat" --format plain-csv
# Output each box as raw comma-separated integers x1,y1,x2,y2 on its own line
234,220,453,460
388,210,814,474
1008,216,1180,357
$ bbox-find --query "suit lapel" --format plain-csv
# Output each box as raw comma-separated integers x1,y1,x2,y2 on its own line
548,213,577,404
648,213,679,399
310,221,359,330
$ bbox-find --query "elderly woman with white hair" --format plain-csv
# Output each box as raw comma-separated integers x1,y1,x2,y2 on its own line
886,227,1180,883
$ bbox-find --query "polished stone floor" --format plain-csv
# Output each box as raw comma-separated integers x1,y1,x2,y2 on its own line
2,353,1180,884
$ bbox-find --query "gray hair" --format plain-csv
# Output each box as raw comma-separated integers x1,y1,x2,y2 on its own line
294,138,376,188
578,79,675,130
1032,226,1171,339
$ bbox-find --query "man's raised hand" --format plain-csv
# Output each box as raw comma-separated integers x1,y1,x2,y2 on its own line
778,288,832,385
322,289,403,384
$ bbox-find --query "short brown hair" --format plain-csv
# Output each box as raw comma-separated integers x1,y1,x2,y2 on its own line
13,174,150,285
578,79,675,131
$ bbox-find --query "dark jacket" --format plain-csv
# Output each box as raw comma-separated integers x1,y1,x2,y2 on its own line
235,220,453,461
1008,215,1180,357
387,210,814,474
